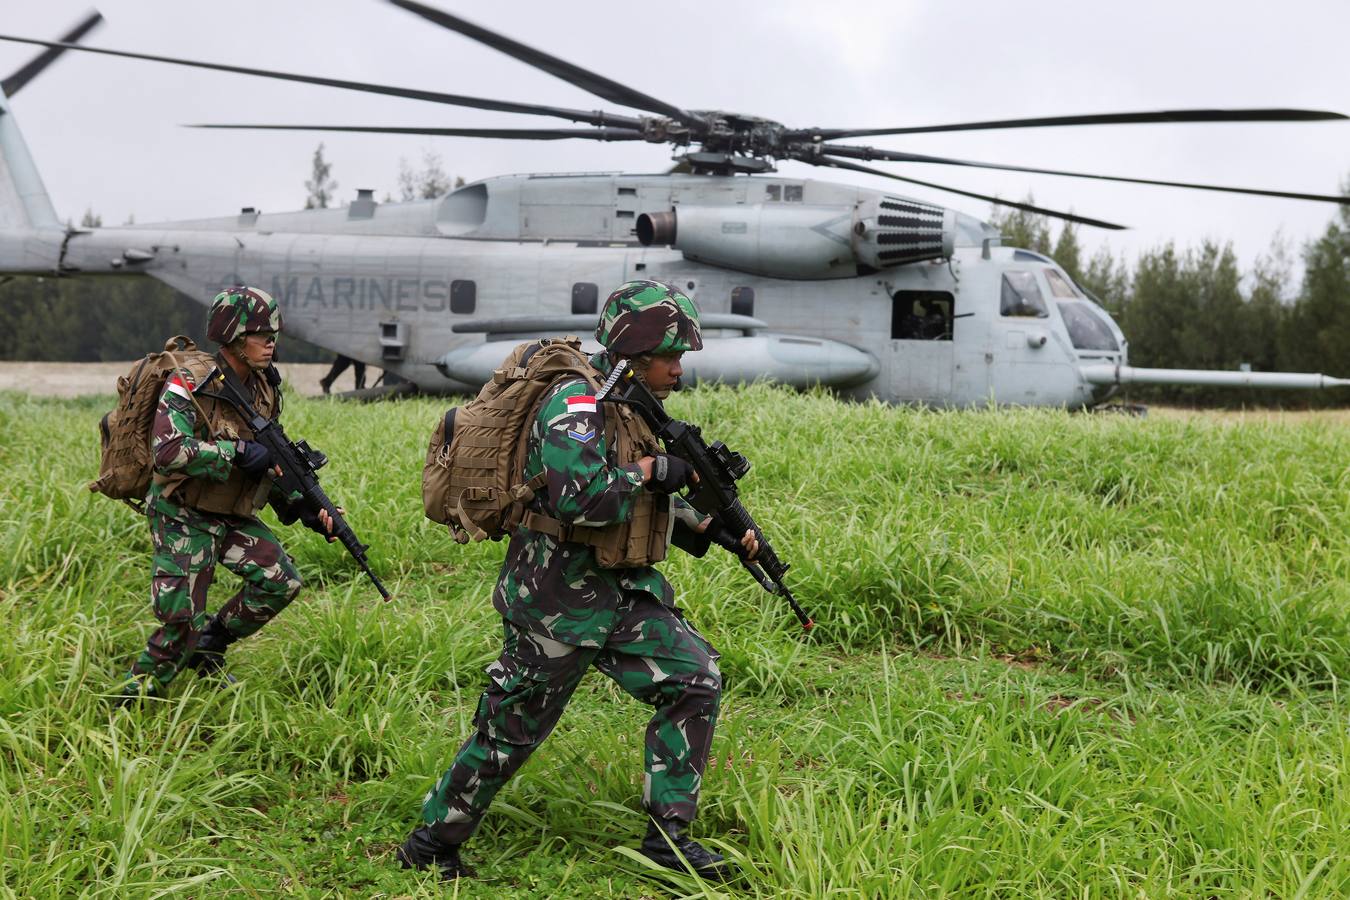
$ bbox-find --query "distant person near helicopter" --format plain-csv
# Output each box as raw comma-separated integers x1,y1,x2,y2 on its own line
319,354,366,395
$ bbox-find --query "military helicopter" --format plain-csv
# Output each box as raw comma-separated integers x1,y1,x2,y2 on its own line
0,4,1347,406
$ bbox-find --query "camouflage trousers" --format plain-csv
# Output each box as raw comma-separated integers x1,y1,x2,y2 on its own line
421,591,721,844
128,502,303,688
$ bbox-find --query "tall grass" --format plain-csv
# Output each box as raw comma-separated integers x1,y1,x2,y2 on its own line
1,386,1346,897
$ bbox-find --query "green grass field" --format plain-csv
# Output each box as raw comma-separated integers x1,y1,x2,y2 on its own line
1,385,1347,898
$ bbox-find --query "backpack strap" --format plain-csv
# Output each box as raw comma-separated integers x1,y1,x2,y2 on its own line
501,358,607,534
448,495,489,543
519,508,604,544
162,347,217,435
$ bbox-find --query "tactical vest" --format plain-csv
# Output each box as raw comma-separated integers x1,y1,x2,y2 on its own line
154,354,281,518
520,375,672,569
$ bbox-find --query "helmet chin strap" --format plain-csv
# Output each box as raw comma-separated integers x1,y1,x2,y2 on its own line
618,352,680,398
220,342,269,377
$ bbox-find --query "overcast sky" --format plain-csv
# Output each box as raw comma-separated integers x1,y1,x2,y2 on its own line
3,1,1347,285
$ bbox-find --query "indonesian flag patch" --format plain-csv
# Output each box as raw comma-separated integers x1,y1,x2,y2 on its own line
566,395,598,414
166,372,194,401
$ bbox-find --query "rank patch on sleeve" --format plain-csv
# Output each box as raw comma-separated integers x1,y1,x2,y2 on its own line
566,395,598,414
566,428,596,443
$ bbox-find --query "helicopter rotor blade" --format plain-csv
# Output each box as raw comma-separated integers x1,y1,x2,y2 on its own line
386,0,705,128
188,123,649,141
810,155,1128,230
819,143,1350,205
788,107,1348,141
0,10,103,98
0,33,646,130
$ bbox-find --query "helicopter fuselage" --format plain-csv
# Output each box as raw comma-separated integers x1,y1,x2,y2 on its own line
6,171,1140,408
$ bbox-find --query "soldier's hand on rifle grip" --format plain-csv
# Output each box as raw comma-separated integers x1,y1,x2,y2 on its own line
234,440,273,477
302,506,345,542
740,529,760,561
706,520,759,561
647,453,696,494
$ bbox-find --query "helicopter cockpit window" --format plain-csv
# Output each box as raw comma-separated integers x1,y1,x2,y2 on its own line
1044,268,1081,299
451,279,476,314
731,286,755,317
1056,301,1120,351
765,185,781,201
572,282,598,315
1000,271,1048,318
892,289,954,340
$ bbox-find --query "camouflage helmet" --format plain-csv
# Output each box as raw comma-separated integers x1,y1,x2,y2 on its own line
206,286,283,345
595,280,703,356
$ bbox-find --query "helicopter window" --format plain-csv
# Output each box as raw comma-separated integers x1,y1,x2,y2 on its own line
1056,301,1119,351
765,185,782,201
572,282,599,314
731,286,755,317
1000,271,1048,318
618,187,637,196
1013,249,1053,264
450,280,476,314
891,290,954,340
1044,268,1080,299
784,185,804,202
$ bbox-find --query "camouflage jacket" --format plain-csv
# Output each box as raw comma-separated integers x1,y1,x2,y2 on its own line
492,352,706,646
146,361,286,519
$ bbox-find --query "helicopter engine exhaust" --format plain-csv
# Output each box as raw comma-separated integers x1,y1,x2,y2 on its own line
637,193,956,280
636,210,675,246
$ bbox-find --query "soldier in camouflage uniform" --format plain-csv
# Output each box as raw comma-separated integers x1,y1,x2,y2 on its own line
399,281,758,882
117,286,337,703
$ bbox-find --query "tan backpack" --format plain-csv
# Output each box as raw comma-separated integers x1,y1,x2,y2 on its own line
423,336,602,543
88,335,216,510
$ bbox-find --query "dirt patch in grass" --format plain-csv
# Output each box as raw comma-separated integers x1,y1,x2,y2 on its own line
0,360,335,397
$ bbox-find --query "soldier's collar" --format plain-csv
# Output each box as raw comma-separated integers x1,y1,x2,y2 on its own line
589,351,614,376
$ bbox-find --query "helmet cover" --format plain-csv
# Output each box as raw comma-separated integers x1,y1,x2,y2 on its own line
595,280,702,356
207,286,282,345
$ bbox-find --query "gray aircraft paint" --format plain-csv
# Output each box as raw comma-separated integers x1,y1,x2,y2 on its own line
0,91,1344,403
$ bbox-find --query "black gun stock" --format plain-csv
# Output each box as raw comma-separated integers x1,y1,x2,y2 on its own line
597,361,813,631
213,367,392,602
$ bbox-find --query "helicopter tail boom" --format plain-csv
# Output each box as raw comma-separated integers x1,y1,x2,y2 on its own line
0,87,58,233
1081,364,1350,391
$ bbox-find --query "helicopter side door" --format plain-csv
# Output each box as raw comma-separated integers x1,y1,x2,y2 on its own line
984,266,1080,405
887,287,954,404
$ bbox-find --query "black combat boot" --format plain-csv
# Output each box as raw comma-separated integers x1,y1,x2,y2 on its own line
111,676,159,709
639,819,736,882
187,617,239,685
397,825,474,881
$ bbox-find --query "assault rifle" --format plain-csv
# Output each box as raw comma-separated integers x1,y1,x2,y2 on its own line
209,365,392,602
597,361,813,630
